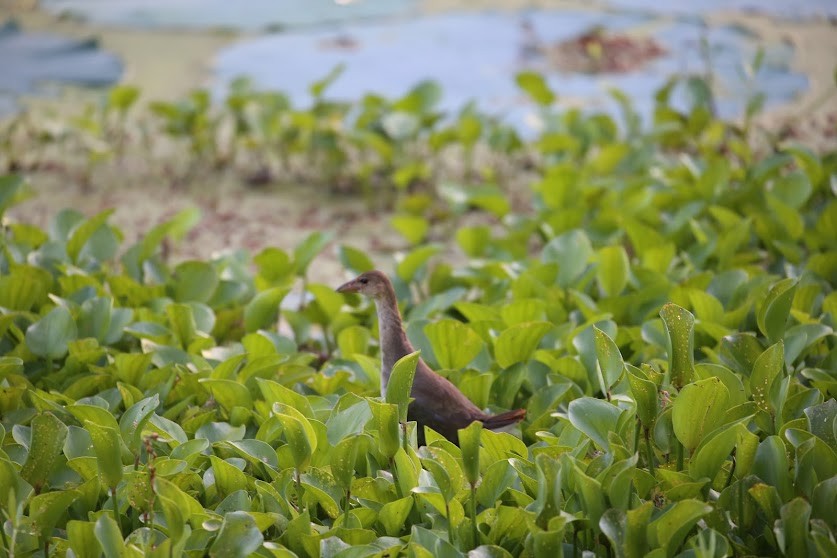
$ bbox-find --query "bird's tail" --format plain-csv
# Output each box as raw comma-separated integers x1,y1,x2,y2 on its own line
481,408,526,430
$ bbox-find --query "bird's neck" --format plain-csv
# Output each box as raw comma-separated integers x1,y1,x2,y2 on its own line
374,292,414,394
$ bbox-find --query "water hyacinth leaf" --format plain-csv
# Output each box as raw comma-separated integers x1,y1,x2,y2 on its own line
337,245,375,274
391,214,429,245
385,351,419,421
515,71,555,105
85,420,124,489
273,405,318,471
209,456,248,499
567,397,623,452
660,303,695,389
330,434,363,489
750,342,784,416
647,499,712,556
67,209,114,263
26,305,78,360
301,468,342,518
294,230,333,276
326,400,372,445
200,378,253,414
378,496,414,536
396,244,441,283
574,464,607,535
369,400,400,458
688,420,748,482
494,321,553,369
757,278,797,343
243,287,289,332
672,377,730,452
172,260,219,303
424,319,484,370
777,498,812,558
459,421,482,486
29,489,81,539
594,326,624,390
166,302,198,349
804,399,837,448
0,265,51,312
627,366,658,427
93,514,125,558
119,394,159,453
67,520,103,558
227,438,280,470
600,509,628,558
596,245,630,297
753,436,793,502
337,325,370,357
20,411,68,492
542,229,593,287
719,333,764,376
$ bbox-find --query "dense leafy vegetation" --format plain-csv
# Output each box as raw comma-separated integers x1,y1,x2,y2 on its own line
1,69,836,557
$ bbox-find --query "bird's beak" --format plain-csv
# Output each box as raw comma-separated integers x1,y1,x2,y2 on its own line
336,279,360,294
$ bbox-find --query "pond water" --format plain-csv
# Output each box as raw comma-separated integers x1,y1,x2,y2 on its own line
41,0,417,31
213,9,806,130
0,20,122,114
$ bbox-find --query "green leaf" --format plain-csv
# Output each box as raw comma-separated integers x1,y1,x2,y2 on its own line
273,405,318,471
542,229,593,287
567,397,624,452
494,321,553,369
337,245,375,274
396,244,441,283
369,400,400,458
67,209,115,263
750,342,784,416
386,351,419,422
294,231,333,276
166,302,197,348
391,215,429,245
119,395,160,453
672,377,730,452
378,496,413,536
300,468,342,518
647,499,711,556
85,420,124,489
244,287,289,333
459,421,482,486
210,456,249,498
594,326,624,391
688,420,748,482
67,520,103,558
172,260,219,303
660,303,695,389
337,325,370,357
515,71,555,105
757,279,797,343
29,489,81,539
309,63,345,98
596,245,630,297
424,319,484,370
94,514,125,558
20,412,69,491
26,305,78,360
628,366,658,427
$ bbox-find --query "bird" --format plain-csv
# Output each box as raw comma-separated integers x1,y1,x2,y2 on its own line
336,270,526,445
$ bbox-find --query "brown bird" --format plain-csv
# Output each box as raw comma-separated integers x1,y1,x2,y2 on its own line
336,270,526,445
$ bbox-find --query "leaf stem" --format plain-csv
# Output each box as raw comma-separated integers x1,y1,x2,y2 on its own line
675,441,684,472
469,483,478,547
633,419,641,454
644,427,656,479
111,487,120,534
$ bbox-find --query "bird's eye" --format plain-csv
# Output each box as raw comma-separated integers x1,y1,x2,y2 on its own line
359,278,369,285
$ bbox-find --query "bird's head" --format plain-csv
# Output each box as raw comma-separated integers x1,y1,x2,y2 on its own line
336,270,392,300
